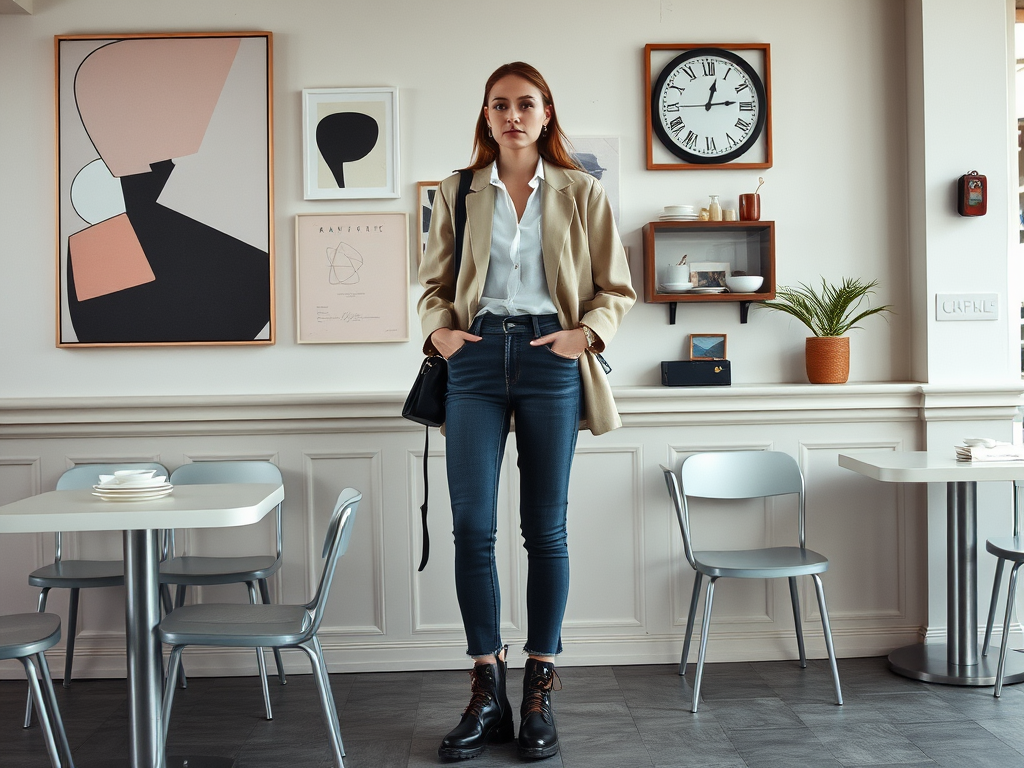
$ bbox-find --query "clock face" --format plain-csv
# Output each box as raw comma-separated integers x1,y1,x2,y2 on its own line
652,48,767,164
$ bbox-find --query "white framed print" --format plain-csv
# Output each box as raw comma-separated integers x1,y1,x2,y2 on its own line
302,87,400,199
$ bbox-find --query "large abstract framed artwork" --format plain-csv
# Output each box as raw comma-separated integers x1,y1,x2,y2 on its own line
55,32,275,347
295,212,408,343
302,88,400,200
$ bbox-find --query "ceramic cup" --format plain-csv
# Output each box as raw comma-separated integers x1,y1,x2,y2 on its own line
739,194,760,221
722,209,738,221
662,264,690,285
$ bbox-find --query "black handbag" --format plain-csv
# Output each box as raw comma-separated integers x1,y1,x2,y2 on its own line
403,169,472,571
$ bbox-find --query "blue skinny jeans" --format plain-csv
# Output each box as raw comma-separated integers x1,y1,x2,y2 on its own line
444,313,582,657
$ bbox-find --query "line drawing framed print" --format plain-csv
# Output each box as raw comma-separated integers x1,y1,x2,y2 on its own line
56,31,275,346
302,87,400,200
295,212,409,343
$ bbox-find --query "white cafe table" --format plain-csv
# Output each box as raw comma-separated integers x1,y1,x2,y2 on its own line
839,451,1024,687
0,482,284,768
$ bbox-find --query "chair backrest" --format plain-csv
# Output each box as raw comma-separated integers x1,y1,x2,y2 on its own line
167,461,284,558
53,462,169,560
304,488,361,638
661,451,807,569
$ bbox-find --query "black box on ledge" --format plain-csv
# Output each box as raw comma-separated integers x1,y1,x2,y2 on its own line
661,360,731,387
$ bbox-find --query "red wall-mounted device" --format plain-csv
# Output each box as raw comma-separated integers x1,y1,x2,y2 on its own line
957,171,986,216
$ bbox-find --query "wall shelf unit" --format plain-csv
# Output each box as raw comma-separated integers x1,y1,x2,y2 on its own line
642,220,776,324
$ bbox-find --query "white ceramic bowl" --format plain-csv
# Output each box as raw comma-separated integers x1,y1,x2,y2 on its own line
724,275,764,293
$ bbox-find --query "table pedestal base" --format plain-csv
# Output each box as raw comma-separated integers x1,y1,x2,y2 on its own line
889,644,1024,686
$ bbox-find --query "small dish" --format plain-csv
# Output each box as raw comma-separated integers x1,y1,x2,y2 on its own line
689,287,727,294
660,282,693,291
963,437,997,448
724,275,764,293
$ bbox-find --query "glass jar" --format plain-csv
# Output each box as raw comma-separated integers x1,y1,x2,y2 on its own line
708,195,722,221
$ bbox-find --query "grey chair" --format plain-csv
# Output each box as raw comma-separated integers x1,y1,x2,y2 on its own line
661,451,842,712
159,487,361,768
160,460,286,720
982,481,1024,696
25,462,168,727
3,612,75,767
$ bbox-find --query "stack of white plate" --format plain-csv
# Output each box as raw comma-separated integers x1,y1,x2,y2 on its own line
93,470,173,501
659,205,699,221
689,287,727,294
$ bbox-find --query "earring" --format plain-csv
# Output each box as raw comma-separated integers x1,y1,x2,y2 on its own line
542,124,548,136
488,127,492,138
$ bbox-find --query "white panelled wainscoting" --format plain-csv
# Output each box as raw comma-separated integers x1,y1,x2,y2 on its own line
1,382,1020,680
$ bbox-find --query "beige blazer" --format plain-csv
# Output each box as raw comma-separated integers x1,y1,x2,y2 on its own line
417,161,636,435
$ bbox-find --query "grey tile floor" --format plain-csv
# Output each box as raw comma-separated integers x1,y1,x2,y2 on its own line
4,657,1024,767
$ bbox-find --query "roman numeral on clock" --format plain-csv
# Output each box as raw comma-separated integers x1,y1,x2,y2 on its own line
734,82,750,94
735,118,751,132
668,116,684,136
681,65,697,81
682,130,698,149
705,136,717,152
701,60,715,76
725,133,739,147
739,101,754,112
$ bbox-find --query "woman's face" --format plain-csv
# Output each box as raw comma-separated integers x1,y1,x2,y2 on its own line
483,74,551,153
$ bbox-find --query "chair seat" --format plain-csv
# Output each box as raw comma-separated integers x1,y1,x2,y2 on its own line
0,613,61,660
28,559,124,589
987,537,1024,562
159,555,280,585
694,546,829,579
159,603,312,647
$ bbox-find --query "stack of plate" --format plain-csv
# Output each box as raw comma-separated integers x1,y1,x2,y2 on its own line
93,470,173,501
659,205,698,221
689,287,727,294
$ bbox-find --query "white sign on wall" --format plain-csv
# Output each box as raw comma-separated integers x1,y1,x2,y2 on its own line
935,293,999,321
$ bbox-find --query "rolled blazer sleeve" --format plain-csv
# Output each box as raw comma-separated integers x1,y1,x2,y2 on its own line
578,179,636,352
417,174,460,355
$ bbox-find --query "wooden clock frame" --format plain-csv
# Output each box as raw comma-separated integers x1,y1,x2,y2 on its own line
645,42,773,171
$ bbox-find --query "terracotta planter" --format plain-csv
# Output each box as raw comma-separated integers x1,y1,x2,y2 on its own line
805,336,849,384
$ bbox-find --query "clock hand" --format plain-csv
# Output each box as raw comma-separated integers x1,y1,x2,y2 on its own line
675,100,737,108
704,80,717,111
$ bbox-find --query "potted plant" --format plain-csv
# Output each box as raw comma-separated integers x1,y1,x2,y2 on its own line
757,277,893,384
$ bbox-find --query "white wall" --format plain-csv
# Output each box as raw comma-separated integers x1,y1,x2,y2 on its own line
0,0,912,397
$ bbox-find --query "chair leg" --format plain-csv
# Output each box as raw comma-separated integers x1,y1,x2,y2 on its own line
811,573,843,706
63,588,80,688
247,581,273,720
995,561,1023,697
25,587,51,729
789,576,807,668
300,639,345,768
160,583,174,616
259,578,287,685
313,635,345,756
171,586,188,689
680,572,703,677
20,656,63,768
161,646,185,755
36,651,75,767
984,558,1007,657
691,577,717,714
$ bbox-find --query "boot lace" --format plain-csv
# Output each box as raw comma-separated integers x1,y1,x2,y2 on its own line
522,668,561,719
463,666,494,719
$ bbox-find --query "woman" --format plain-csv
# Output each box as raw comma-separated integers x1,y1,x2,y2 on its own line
418,62,635,761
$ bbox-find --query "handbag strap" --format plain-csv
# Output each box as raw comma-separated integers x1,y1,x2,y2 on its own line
418,168,473,573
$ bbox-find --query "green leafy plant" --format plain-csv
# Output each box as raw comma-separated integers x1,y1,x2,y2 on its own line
758,277,893,337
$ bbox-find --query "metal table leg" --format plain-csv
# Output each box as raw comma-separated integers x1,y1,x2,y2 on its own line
125,529,165,768
889,480,1024,685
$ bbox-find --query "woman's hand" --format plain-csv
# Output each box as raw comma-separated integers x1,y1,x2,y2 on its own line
530,328,588,360
430,328,482,359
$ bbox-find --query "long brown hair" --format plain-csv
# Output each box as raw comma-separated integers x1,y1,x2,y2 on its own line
468,62,581,172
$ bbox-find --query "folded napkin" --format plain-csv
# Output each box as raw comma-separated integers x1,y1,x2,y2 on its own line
955,442,1024,462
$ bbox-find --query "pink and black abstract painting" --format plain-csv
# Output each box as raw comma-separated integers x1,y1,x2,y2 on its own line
56,32,274,346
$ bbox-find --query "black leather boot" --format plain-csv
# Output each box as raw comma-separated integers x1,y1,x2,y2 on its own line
518,658,560,759
438,649,513,760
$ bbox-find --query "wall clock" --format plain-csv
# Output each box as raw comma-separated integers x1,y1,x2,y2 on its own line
645,43,772,171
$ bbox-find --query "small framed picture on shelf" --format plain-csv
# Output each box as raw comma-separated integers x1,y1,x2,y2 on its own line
690,333,727,360
689,262,731,289
417,181,440,262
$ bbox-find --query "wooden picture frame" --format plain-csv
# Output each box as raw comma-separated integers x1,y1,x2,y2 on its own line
416,181,440,263
690,334,727,360
302,87,400,200
295,212,409,343
55,32,275,346
645,42,772,171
